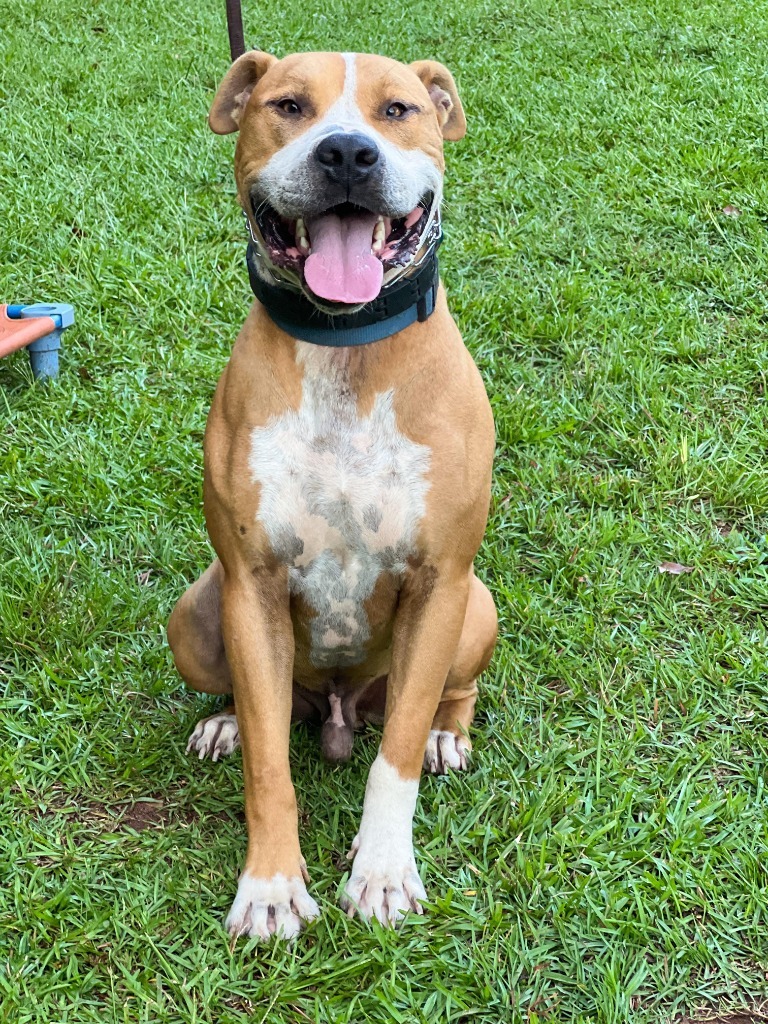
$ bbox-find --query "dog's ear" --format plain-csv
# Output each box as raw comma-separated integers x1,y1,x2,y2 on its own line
209,50,277,134
409,60,466,141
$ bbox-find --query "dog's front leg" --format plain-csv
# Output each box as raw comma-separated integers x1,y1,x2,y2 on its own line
220,568,319,941
341,563,471,925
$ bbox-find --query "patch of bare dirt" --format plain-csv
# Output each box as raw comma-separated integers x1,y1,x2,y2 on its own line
29,786,242,834
676,1006,768,1024
115,799,178,831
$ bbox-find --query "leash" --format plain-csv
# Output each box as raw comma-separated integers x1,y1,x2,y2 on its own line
226,0,245,60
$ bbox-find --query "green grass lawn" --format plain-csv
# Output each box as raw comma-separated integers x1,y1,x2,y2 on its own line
2,0,768,1020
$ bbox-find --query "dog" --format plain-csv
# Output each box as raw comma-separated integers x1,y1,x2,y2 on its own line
167,49,497,940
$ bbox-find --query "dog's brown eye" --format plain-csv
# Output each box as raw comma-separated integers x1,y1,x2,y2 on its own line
385,102,408,118
277,98,301,115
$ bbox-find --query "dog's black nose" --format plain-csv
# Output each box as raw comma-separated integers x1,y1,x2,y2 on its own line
315,132,380,184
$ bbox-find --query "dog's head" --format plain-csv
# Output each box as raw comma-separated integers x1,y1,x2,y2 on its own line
209,51,465,310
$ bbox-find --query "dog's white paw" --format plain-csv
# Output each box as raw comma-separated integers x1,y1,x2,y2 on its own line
226,872,320,941
341,753,424,925
423,730,470,774
186,712,240,762
341,836,426,925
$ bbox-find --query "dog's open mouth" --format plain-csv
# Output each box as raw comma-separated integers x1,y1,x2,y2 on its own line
251,196,433,305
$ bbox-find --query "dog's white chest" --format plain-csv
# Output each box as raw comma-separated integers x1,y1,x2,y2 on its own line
248,349,431,667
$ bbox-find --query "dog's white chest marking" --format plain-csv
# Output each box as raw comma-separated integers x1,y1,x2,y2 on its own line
249,347,431,666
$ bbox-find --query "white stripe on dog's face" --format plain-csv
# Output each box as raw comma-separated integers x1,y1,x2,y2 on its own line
247,53,443,220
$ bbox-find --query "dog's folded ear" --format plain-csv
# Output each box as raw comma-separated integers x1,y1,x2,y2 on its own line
209,50,277,134
409,60,466,141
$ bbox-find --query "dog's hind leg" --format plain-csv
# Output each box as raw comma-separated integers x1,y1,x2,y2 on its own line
423,572,497,775
168,560,241,760
168,559,232,695
169,560,320,761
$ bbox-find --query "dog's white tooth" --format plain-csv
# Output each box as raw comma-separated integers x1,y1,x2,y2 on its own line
296,218,311,254
372,218,386,253
296,218,312,253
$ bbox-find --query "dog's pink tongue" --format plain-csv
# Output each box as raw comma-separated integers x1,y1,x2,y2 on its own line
304,211,383,303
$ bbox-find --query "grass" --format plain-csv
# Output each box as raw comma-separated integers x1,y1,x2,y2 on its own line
2,0,768,1020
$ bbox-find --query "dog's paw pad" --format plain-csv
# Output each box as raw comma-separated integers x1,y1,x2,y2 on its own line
186,712,240,762
423,730,470,774
226,872,319,941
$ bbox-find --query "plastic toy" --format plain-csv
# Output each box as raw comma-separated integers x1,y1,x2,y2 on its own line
0,303,74,379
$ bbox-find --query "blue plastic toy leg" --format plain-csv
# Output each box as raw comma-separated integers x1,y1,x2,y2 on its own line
6,305,73,380
27,330,62,380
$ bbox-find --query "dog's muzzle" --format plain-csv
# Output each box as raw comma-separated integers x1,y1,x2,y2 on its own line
245,193,443,310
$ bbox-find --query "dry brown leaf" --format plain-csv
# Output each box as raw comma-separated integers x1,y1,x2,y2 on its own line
658,561,694,575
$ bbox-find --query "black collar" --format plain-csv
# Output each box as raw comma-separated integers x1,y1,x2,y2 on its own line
246,242,440,347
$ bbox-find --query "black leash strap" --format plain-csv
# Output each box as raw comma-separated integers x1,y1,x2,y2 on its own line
226,0,246,60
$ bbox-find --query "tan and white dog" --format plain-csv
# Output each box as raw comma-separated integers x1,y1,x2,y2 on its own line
167,50,497,940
